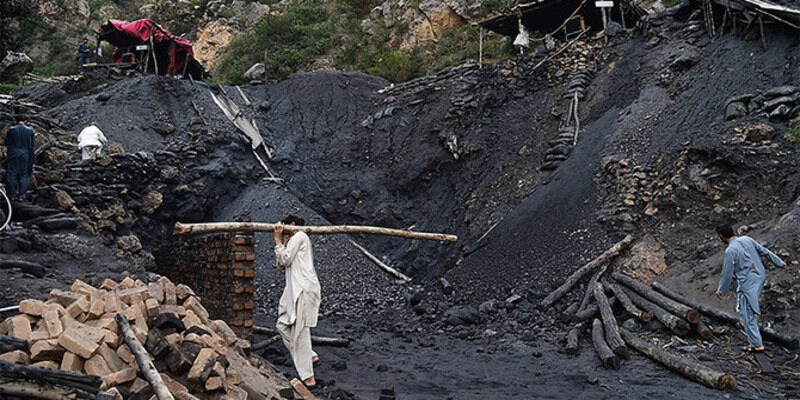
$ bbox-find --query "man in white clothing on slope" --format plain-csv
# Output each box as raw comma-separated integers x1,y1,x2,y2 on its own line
78,122,107,161
274,213,321,388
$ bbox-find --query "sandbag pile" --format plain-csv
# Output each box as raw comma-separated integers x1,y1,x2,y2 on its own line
0,276,271,400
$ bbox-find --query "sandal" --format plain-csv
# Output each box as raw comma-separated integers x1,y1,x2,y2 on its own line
743,346,765,353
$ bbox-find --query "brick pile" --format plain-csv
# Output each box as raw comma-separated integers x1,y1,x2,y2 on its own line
0,276,274,400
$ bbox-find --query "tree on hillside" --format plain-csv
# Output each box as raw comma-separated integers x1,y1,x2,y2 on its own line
0,0,42,59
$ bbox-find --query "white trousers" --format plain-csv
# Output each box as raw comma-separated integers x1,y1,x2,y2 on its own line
277,320,317,380
81,146,101,160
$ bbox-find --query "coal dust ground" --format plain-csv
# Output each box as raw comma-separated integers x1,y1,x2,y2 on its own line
2,4,800,399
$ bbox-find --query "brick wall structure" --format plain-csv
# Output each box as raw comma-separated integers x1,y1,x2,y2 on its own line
154,232,255,336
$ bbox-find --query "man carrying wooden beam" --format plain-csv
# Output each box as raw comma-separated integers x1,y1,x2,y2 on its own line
715,223,785,353
274,213,321,389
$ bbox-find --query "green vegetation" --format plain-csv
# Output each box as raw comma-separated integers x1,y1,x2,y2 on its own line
787,118,800,148
216,1,333,84
0,83,22,94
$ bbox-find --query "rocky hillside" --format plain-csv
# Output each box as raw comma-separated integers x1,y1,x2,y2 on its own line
1,1,800,398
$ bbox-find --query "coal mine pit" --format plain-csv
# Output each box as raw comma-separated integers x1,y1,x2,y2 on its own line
1,3,800,399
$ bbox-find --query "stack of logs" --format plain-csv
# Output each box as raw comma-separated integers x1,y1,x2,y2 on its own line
0,276,271,400
537,235,800,391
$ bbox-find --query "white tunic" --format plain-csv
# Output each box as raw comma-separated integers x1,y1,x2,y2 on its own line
78,125,107,148
275,231,321,327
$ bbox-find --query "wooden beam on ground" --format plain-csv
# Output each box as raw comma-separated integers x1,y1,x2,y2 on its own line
620,329,737,390
693,319,713,340
592,319,620,369
565,321,586,355
349,240,412,282
620,287,690,335
650,282,800,349
593,283,628,358
753,352,776,375
571,297,617,323
116,315,174,400
252,335,281,351
603,279,651,322
253,326,350,347
0,360,103,394
538,235,635,310
612,273,700,324
174,222,458,242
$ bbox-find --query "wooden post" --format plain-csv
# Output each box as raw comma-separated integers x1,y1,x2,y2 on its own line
254,326,350,347
479,27,484,69
758,16,767,50
619,287,690,335
349,240,412,282
571,297,617,323
174,221,458,242
593,283,628,358
538,235,634,309
591,319,620,369
565,322,586,355
116,315,174,400
612,273,699,324
603,279,651,322
620,329,737,390
619,2,626,30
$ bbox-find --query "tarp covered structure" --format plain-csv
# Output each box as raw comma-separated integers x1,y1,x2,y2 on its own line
98,19,205,79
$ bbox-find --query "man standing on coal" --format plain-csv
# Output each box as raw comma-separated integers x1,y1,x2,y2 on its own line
274,213,321,388
715,223,785,352
77,37,91,72
3,115,35,201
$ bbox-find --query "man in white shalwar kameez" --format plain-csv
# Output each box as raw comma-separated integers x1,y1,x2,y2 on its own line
77,122,108,161
274,213,321,388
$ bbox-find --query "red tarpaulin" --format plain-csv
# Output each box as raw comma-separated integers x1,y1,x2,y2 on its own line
98,19,204,79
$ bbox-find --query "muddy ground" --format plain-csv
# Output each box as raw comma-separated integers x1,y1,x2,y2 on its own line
2,3,800,399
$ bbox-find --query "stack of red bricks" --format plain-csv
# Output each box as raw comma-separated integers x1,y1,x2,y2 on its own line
153,233,256,336
0,276,257,399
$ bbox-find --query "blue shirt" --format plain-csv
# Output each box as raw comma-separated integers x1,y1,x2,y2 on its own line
5,123,35,165
717,236,784,313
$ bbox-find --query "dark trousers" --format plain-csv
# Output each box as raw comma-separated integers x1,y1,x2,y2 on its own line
5,157,30,199
78,55,91,72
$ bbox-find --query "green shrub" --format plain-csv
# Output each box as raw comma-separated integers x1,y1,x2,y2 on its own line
786,118,800,147
0,83,21,94
366,50,424,83
216,1,333,84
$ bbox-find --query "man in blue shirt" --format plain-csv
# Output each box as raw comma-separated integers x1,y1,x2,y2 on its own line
715,224,785,352
3,115,36,200
78,38,91,72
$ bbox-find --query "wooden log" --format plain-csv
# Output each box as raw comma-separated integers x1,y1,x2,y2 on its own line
538,235,635,310
1,334,28,353
620,329,737,390
252,335,281,351
612,273,700,324
349,240,412,282
620,288,690,336
593,283,628,358
116,315,174,400
0,360,102,394
693,319,713,340
565,322,586,355
571,297,617,323
0,378,102,400
591,319,620,369
603,279,651,322
0,305,20,313
651,282,800,349
578,266,607,312
561,302,580,323
174,221,458,242
253,326,350,347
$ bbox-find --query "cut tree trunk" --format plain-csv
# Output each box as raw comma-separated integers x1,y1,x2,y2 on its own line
603,279,651,322
593,283,628,358
538,235,635,310
0,360,103,394
612,273,699,324
561,302,580,323
571,297,617,323
565,322,586,355
693,319,713,340
174,222,457,242
591,319,620,369
252,335,281,351
116,315,174,400
620,329,737,390
578,266,608,312
651,282,799,349
621,288,690,335
253,326,350,347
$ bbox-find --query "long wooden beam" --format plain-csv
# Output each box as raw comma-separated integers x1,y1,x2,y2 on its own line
174,222,458,242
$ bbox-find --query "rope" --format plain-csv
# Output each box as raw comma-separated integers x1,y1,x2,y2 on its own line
0,185,12,231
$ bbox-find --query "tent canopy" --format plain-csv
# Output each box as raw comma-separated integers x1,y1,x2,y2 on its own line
99,19,205,80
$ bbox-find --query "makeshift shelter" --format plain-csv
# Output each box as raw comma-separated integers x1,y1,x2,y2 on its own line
98,19,205,80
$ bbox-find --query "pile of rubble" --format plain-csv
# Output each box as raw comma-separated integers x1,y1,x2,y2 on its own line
725,85,800,121
0,276,294,399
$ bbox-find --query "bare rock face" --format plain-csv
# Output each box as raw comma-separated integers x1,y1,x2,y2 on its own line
369,1,473,50
38,0,90,25
618,235,668,282
0,52,33,82
195,22,234,72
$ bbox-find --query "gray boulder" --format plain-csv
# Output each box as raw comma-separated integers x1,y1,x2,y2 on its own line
0,52,33,82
